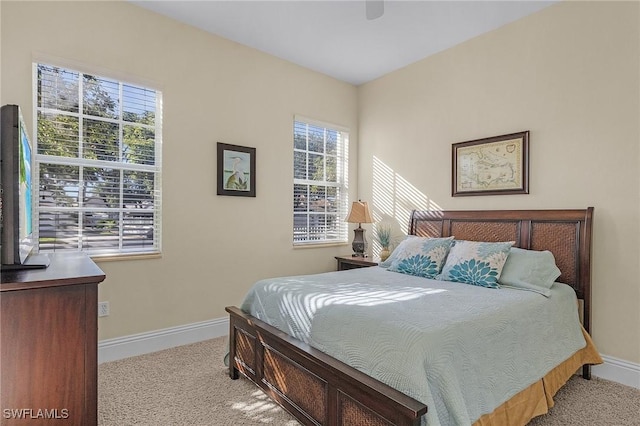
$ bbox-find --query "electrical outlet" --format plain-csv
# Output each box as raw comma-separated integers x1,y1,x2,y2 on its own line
98,301,110,317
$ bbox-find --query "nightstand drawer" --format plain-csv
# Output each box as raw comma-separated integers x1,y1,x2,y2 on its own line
335,256,378,271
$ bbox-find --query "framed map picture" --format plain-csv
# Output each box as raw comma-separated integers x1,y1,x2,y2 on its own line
217,142,256,197
452,131,529,197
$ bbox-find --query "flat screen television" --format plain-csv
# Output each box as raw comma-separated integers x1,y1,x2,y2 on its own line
1,104,49,270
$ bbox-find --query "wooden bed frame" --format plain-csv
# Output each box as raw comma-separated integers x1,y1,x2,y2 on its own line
226,208,594,426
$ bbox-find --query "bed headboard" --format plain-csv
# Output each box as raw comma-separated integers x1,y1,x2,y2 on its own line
408,208,594,332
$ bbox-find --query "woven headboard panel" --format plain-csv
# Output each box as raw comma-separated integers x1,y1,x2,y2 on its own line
408,208,594,332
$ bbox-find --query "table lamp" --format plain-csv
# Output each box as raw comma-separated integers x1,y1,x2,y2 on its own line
345,200,373,257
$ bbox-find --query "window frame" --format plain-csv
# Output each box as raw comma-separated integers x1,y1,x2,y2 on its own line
32,62,163,258
293,115,349,246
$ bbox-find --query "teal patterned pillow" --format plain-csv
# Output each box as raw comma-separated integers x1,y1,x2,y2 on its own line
387,237,454,279
378,236,416,268
437,240,514,288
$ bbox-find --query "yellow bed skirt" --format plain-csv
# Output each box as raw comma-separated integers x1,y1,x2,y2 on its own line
474,328,603,426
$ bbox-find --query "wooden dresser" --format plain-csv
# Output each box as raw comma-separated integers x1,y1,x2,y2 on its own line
0,253,106,425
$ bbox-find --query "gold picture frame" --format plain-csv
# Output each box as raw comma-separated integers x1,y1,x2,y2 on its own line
452,131,529,196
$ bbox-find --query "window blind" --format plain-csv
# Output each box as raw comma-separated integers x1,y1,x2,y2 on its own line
34,63,162,256
293,116,348,245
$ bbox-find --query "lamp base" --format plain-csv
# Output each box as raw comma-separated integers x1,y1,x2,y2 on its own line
351,226,368,257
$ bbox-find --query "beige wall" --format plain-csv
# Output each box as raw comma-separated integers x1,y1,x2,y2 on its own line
2,1,638,367
358,1,640,364
0,1,358,339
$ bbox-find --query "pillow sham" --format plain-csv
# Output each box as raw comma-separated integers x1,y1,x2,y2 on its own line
498,247,561,297
378,235,415,268
387,236,454,279
437,240,514,288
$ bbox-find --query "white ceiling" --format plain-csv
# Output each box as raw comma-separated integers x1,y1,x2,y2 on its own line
131,0,556,86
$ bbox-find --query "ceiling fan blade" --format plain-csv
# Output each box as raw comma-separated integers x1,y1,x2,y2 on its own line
366,0,384,20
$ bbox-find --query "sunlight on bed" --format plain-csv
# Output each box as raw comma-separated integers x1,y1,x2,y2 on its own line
267,281,449,338
307,285,447,307
229,389,299,425
265,280,448,310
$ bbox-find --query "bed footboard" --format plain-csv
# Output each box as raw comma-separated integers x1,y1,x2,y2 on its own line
226,306,428,426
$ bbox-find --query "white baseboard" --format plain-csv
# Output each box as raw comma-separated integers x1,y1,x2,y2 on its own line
99,318,640,391
98,317,229,364
592,354,640,389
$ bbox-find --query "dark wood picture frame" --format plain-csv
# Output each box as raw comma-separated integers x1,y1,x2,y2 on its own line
217,142,256,197
452,131,529,197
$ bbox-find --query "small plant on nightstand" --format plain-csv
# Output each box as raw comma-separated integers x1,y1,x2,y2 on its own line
375,224,392,261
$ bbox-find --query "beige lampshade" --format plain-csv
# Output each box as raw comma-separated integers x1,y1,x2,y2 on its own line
345,201,373,224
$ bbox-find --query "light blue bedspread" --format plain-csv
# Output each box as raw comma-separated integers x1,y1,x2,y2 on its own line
239,266,586,426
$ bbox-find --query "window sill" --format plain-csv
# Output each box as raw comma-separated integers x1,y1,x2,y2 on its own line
293,242,349,249
91,252,162,263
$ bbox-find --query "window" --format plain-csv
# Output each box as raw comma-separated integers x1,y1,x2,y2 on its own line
293,116,349,245
34,63,162,257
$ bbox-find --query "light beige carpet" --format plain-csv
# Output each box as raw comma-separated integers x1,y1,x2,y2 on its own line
98,336,640,426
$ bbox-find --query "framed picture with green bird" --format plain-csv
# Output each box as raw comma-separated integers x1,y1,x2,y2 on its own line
217,142,256,197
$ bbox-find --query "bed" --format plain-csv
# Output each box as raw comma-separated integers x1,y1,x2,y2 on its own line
225,208,602,426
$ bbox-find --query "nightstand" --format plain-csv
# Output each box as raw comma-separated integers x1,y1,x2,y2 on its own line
335,255,378,271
